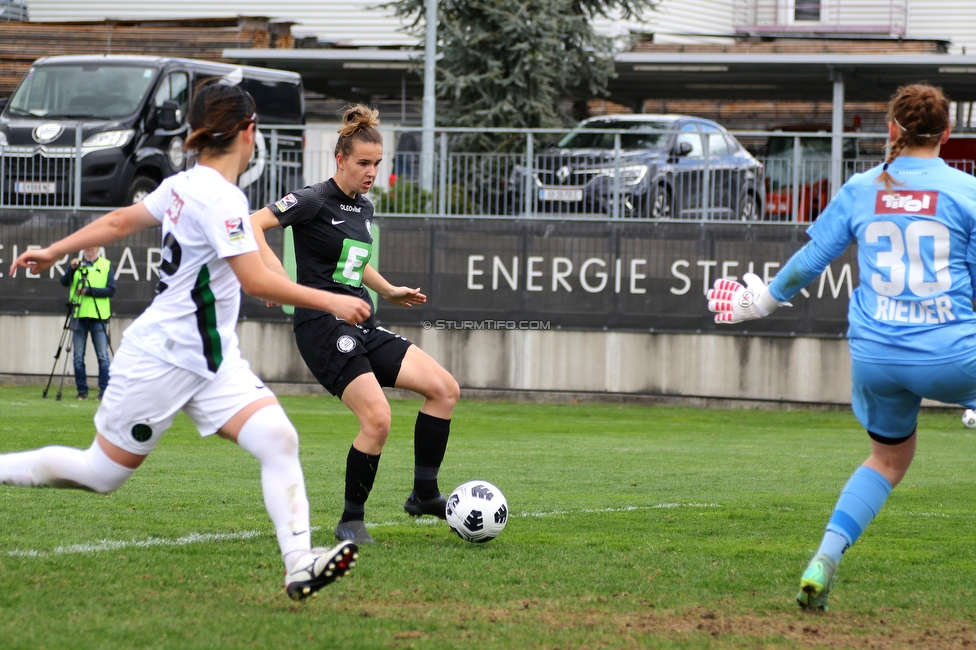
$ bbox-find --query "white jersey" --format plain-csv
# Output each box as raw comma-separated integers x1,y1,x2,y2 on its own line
123,165,258,379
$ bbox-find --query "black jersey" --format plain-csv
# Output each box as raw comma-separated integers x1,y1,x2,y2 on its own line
267,178,376,327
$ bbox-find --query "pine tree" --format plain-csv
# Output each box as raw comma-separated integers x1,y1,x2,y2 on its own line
388,0,659,150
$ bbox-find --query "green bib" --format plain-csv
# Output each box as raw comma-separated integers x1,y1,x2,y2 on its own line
70,257,111,320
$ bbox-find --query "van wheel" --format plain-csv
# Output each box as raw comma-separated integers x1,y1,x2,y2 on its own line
127,177,158,205
737,193,759,221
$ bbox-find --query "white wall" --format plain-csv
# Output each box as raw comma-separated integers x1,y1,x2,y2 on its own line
19,0,740,47
23,0,976,52
1,313,855,405
24,0,416,46
909,1,976,54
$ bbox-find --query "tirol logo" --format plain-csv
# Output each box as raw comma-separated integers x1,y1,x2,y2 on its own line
875,190,938,216
131,424,153,443
336,335,356,353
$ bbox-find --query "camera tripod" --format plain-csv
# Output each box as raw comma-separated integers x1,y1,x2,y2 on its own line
43,266,114,400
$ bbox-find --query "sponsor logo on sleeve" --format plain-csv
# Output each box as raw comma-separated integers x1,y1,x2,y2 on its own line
225,217,246,241
275,193,298,212
875,190,938,216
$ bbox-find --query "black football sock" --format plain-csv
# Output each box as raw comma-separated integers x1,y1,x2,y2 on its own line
340,445,381,523
413,412,451,500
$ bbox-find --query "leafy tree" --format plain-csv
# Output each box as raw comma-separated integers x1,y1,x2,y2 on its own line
387,0,659,149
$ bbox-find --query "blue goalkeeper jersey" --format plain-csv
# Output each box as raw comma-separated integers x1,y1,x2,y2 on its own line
769,156,976,364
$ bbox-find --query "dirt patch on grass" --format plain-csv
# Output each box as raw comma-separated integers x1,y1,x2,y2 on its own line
618,607,976,649
330,599,976,649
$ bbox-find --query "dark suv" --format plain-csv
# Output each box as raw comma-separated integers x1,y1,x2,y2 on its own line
508,115,763,219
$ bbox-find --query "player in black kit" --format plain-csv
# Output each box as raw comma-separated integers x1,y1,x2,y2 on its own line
250,105,460,544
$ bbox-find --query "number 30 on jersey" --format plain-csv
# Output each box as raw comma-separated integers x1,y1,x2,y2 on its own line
867,219,955,324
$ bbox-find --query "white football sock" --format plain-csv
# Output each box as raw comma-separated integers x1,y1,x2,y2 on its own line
0,440,134,494
235,405,311,571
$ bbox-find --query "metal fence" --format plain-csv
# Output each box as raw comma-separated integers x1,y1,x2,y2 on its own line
3,124,975,222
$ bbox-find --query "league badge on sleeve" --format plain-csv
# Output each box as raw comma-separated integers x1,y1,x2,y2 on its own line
225,217,246,241
275,193,298,213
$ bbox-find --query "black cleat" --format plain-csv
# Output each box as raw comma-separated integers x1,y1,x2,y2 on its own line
403,492,447,519
334,519,376,545
285,541,359,601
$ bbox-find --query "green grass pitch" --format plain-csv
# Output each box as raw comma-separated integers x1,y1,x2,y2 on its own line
2,384,976,649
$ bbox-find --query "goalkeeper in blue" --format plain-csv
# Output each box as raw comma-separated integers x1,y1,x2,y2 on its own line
708,82,976,611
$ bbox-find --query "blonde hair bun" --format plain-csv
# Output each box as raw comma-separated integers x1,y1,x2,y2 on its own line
338,104,380,138
334,104,382,157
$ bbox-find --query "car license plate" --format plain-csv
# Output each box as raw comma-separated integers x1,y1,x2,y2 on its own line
539,187,583,202
15,181,57,194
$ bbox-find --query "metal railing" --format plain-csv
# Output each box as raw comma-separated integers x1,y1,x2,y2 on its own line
369,126,891,223
4,125,976,223
732,0,908,35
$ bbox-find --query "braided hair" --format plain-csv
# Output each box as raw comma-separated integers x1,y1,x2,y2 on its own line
877,83,949,191
184,77,257,154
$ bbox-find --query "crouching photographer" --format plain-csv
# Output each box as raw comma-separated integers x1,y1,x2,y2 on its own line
60,246,115,400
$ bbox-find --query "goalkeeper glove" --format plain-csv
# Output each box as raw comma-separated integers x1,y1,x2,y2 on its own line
707,272,790,324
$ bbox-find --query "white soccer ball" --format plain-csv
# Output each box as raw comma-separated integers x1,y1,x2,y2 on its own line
963,409,976,429
445,480,508,543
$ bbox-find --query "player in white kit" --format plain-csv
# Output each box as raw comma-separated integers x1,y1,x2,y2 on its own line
4,78,372,600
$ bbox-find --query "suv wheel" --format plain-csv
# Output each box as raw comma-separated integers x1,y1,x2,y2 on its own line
737,193,759,221
127,176,159,205
650,184,672,219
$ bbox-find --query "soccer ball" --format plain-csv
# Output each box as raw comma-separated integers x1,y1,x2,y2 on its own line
445,480,508,543
963,409,976,429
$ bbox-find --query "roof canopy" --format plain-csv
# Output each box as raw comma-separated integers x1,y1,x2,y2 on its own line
222,49,976,104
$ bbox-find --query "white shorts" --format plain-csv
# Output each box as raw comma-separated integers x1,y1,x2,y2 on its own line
94,340,276,455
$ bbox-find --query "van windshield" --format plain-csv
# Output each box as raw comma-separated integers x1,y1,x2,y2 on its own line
557,120,673,150
8,64,157,119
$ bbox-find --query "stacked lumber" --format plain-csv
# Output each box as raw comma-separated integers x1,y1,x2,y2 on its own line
0,17,293,96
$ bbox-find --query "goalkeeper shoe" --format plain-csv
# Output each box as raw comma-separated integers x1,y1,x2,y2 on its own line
403,491,447,519
284,541,358,601
796,553,838,611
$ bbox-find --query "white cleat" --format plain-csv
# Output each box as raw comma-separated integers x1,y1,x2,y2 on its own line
284,540,359,601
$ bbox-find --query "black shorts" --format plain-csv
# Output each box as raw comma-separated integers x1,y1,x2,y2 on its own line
294,316,413,398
